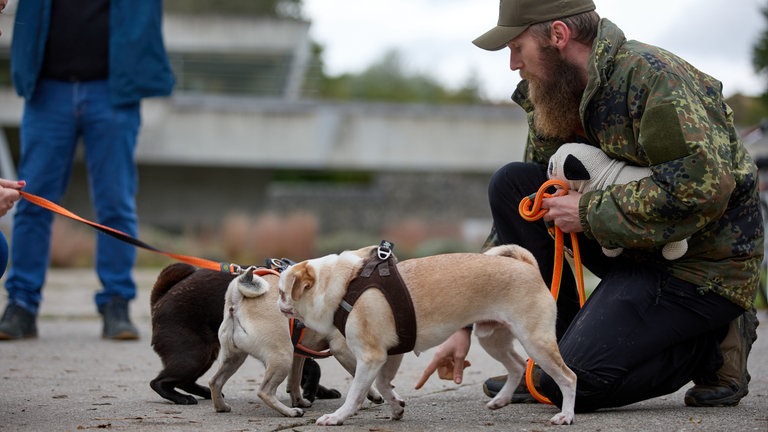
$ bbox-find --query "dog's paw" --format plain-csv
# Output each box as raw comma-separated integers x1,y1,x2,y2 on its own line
367,391,384,404
213,402,232,413
315,385,342,400
286,407,305,417
390,404,405,421
486,395,512,410
316,413,344,426
171,394,198,405
293,397,312,408
549,412,574,425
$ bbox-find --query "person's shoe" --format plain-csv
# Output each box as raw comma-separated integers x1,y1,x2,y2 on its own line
482,373,537,403
0,303,38,340
684,307,759,407
98,297,139,340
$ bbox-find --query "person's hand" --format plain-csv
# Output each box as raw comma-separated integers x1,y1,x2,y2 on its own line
414,328,472,389
541,191,583,233
0,179,26,217
0,0,8,37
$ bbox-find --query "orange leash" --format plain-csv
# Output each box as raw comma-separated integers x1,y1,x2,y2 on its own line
518,179,586,405
19,191,246,274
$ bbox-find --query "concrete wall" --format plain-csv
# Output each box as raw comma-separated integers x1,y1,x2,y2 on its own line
0,92,528,242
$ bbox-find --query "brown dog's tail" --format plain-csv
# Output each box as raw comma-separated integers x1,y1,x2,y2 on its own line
483,244,539,268
150,263,198,307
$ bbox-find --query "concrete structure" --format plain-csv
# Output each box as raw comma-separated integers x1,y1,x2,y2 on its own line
0,12,527,247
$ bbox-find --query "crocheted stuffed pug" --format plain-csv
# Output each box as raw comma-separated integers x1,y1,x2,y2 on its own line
547,143,688,260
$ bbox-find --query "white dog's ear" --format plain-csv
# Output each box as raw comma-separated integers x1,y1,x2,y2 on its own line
288,262,315,301
237,266,270,298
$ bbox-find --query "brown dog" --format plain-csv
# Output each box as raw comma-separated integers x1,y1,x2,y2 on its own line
278,244,577,426
209,266,383,417
149,263,346,407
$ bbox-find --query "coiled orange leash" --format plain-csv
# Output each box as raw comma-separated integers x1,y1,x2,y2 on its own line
518,179,586,405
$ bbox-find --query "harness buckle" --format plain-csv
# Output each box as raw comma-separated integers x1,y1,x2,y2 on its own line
377,240,395,260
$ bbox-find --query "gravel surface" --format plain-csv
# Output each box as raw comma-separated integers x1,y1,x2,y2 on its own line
0,268,766,432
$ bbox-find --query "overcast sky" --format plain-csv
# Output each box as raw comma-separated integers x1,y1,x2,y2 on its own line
303,0,766,102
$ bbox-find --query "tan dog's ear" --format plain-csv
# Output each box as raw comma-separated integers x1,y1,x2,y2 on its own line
290,262,315,301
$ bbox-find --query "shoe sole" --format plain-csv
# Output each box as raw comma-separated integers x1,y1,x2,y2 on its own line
482,383,538,404
0,332,38,340
684,389,749,407
103,331,139,340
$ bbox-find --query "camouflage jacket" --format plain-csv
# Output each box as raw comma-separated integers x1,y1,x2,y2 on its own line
512,19,762,310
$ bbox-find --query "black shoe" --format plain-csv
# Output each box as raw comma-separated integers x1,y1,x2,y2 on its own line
482,373,537,403
98,297,139,340
684,308,758,407
0,303,38,340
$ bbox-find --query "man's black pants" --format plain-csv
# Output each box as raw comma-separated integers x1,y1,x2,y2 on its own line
488,162,744,412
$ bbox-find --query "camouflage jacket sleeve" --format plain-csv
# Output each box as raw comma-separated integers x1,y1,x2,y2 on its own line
580,74,735,249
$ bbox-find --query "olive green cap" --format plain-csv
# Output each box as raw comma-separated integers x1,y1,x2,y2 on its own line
473,0,596,51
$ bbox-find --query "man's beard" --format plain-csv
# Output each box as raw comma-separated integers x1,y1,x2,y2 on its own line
527,45,586,141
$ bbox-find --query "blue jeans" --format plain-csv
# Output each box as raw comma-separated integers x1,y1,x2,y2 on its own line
5,79,140,315
0,231,8,278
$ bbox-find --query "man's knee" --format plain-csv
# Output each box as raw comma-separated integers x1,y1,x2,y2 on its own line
488,162,545,206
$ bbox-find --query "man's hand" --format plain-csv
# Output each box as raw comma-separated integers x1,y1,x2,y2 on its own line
541,191,583,233
415,328,471,389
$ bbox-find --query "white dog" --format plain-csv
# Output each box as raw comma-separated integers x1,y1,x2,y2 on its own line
278,244,576,426
548,142,689,260
209,267,382,417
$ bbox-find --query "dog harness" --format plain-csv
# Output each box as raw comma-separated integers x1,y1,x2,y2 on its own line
263,258,332,359
332,242,417,355
289,318,332,359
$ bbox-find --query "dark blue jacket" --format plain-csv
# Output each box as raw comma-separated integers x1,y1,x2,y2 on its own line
11,0,175,105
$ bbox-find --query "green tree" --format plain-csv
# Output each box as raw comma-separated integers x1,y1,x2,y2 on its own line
314,49,484,104
164,0,303,19
754,3,768,103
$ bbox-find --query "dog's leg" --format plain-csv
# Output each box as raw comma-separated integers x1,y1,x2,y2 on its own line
258,351,305,417
150,374,198,405
520,336,576,425
316,349,387,426
287,357,313,408
208,350,248,413
375,354,405,420
329,336,384,403
475,323,527,410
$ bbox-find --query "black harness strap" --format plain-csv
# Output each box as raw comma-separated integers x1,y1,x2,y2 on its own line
332,248,417,355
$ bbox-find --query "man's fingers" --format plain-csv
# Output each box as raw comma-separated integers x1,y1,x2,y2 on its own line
414,364,437,389
449,360,471,384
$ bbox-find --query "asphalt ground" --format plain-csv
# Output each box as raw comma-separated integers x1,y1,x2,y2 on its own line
0,268,766,432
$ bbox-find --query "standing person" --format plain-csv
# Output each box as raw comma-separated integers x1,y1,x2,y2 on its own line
0,0,175,341
0,0,23,280
416,0,761,411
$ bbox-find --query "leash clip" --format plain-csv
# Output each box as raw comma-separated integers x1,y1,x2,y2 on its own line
229,263,245,275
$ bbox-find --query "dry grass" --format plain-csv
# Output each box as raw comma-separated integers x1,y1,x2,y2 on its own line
29,212,479,269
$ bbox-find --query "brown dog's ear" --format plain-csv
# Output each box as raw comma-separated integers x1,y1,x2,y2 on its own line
290,262,315,301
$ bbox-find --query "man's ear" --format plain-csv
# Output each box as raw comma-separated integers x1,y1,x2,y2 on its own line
563,154,591,181
550,20,571,49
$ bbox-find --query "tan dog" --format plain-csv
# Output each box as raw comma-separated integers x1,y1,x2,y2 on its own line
278,244,576,426
209,267,382,417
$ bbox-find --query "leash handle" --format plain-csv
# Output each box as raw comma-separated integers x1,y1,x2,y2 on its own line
517,179,586,405
19,191,244,274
